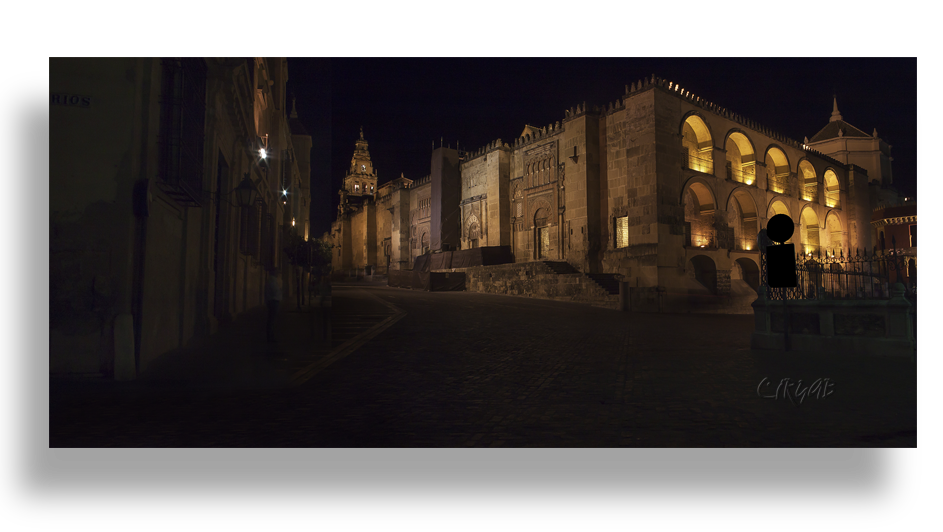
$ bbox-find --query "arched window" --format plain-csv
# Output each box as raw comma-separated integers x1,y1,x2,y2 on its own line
798,160,817,202
682,115,713,174
728,189,758,251
823,169,840,208
800,207,820,256
765,148,790,195
683,181,716,248
725,132,755,185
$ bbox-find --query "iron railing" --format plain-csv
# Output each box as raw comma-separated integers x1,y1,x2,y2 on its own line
825,188,840,208
683,152,714,174
768,174,791,195
685,228,716,248
801,183,818,202
733,237,758,252
762,244,914,301
726,164,756,185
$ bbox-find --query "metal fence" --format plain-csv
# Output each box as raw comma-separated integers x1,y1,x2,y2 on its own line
761,245,915,301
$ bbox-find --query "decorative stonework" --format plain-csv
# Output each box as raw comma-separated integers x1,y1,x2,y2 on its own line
871,216,916,229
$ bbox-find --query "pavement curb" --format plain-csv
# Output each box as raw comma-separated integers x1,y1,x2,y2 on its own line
289,288,405,386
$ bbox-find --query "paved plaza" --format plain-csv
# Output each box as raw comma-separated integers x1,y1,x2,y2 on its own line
49,285,917,447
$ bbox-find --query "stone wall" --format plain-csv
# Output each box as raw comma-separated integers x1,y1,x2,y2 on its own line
751,284,915,357
445,261,619,310
601,89,659,284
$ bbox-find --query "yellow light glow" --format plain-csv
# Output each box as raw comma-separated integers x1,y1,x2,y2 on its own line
745,179,754,186
259,148,267,159
292,217,295,227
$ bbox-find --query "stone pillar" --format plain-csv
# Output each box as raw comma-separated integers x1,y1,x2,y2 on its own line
754,161,768,191
430,147,461,251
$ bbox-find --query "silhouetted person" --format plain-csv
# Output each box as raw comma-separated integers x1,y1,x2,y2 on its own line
265,268,282,342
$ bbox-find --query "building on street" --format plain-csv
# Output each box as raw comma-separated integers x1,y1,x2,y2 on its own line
330,76,910,312
50,57,313,378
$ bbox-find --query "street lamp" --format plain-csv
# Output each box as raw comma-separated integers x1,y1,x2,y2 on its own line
234,173,257,208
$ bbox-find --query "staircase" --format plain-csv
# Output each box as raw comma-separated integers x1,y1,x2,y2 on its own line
541,261,621,296
585,273,621,295
541,261,579,274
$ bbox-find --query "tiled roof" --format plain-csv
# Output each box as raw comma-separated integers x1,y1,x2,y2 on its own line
809,119,871,143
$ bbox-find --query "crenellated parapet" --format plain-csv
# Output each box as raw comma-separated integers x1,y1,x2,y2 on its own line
461,138,511,165
515,120,567,149
626,74,812,152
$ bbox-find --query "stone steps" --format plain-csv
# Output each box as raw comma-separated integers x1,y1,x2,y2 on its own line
541,261,579,274
585,273,621,295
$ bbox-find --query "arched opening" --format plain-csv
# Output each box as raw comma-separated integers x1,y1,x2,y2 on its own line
734,257,760,293
766,200,794,245
824,212,843,253
824,169,840,208
534,206,550,259
728,189,758,251
689,255,718,295
798,160,818,202
468,222,480,248
725,132,756,185
682,115,713,174
765,147,790,194
800,207,820,256
683,181,716,247
879,230,886,251
420,231,429,255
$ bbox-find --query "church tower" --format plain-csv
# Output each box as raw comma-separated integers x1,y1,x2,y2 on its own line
343,127,378,197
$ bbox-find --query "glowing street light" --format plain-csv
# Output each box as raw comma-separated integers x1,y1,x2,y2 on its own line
259,148,267,159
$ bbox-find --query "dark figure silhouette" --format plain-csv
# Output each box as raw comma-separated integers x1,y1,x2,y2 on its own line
265,268,282,342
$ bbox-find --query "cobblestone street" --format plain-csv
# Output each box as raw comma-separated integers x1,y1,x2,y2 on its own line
49,285,917,447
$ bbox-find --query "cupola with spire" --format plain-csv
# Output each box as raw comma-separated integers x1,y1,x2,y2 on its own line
342,126,378,198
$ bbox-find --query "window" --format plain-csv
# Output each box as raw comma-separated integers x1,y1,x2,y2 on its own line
910,224,916,247
615,216,629,248
354,184,360,192
157,58,207,206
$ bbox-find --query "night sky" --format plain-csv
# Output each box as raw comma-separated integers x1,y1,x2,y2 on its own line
285,58,917,239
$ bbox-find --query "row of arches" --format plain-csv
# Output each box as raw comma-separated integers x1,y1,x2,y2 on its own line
684,179,844,255
689,255,760,295
682,114,840,207
524,156,557,188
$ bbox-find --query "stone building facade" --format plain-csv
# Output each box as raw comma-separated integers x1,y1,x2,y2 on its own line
50,57,312,378
330,75,906,311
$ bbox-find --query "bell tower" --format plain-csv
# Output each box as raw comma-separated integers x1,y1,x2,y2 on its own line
343,126,378,197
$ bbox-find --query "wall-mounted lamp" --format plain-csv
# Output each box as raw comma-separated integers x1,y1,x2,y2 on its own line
234,173,258,208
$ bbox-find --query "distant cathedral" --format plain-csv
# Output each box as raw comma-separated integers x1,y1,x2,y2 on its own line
329,76,907,311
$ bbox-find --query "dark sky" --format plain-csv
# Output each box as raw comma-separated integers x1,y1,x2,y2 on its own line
287,58,917,238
